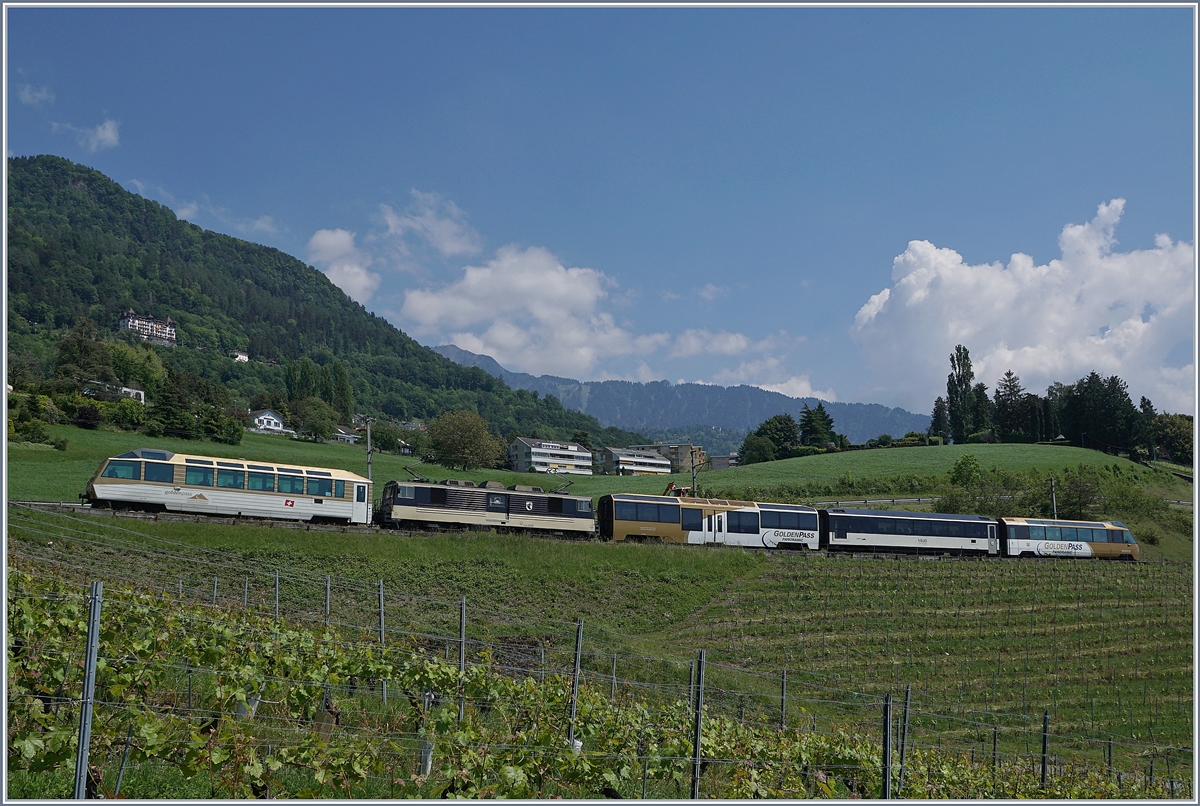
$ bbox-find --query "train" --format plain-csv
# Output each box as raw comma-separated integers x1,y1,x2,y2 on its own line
83,450,1140,560
83,448,374,524
597,493,1140,560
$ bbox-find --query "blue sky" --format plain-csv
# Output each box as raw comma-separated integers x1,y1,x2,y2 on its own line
6,6,1196,415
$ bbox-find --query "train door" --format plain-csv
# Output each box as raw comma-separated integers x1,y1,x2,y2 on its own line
703,512,727,545
353,483,370,524
987,523,999,555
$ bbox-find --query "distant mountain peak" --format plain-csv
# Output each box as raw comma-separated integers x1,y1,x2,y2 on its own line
433,345,929,443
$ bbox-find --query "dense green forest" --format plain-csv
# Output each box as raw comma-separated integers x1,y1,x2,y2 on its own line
6,155,642,447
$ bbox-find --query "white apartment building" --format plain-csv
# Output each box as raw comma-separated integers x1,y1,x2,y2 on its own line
594,447,673,476
509,437,593,475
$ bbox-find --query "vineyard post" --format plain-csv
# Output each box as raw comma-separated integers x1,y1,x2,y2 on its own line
882,693,892,799
1040,710,1048,788
378,581,385,645
568,618,583,749
274,570,279,623
243,577,248,610
992,725,998,768
72,581,103,800
780,669,787,732
324,575,330,625
178,578,182,600
691,649,706,800
897,684,911,791
540,645,545,684
459,597,466,723
114,724,133,797
688,661,696,715
610,654,617,700
212,576,218,606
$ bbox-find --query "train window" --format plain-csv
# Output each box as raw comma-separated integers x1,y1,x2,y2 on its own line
335,480,345,498
894,520,913,536
658,504,680,523
184,467,213,486
356,485,367,503
761,511,779,529
247,473,275,492
278,467,302,475
967,523,987,539
487,493,508,512
308,470,332,477
876,519,894,534
142,451,169,461
577,499,592,513
216,470,244,489
144,462,174,483
1059,527,1076,542
1122,530,1136,544
548,497,564,514
1028,525,1045,539
615,502,637,521
248,464,274,472
1045,526,1061,541
728,511,759,534
185,458,214,465
217,461,244,469
947,522,964,537
798,513,817,531
102,460,141,480
394,485,416,501
681,508,703,531
307,478,333,497
278,474,305,494
911,520,930,536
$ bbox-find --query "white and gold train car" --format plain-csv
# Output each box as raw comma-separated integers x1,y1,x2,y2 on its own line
83,447,373,524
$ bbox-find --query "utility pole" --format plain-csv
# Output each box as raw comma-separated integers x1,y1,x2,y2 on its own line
365,417,376,481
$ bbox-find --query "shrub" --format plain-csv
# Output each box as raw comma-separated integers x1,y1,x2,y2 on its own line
75,404,103,429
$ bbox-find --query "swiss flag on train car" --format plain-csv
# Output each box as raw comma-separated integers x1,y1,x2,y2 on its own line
285,500,295,507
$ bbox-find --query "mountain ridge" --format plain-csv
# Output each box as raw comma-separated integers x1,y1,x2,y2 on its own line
433,344,930,444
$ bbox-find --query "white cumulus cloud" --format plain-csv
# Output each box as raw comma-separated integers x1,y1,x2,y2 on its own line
400,244,669,377
710,356,838,401
52,117,120,151
308,228,381,305
19,84,54,106
851,199,1195,414
381,190,482,259
82,118,119,151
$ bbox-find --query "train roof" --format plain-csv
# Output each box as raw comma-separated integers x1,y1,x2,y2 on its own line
109,448,371,481
604,493,810,509
999,517,1126,528
827,508,994,522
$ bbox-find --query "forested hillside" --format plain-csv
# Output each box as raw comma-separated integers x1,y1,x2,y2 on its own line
5,155,641,445
434,344,929,444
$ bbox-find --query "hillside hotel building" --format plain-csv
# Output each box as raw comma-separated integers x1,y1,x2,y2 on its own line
508,437,593,475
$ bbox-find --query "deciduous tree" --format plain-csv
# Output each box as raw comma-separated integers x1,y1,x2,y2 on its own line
428,410,506,470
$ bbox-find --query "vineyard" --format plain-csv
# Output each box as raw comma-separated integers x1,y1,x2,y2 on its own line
6,504,1194,798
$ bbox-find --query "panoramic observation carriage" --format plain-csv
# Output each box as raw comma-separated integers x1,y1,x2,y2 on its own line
999,517,1139,560
378,472,595,537
83,447,373,524
597,492,820,549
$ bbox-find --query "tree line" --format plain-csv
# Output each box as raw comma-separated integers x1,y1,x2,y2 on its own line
928,345,1192,465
